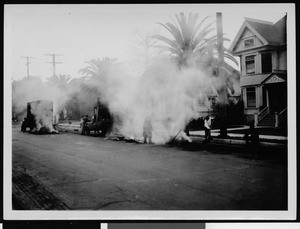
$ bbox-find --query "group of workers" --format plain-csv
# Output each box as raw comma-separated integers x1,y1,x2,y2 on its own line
80,113,259,145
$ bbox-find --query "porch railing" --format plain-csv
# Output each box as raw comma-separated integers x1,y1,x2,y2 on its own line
279,107,287,123
257,106,269,122
273,107,287,128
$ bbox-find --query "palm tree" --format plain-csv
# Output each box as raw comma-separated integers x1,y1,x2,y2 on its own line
153,12,239,94
78,57,118,80
45,74,71,90
66,77,94,119
153,12,238,69
78,57,119,97
153,12,240,136
152,13,212,67
77,57,121,116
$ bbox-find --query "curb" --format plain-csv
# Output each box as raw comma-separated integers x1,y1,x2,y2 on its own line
190,135,287,149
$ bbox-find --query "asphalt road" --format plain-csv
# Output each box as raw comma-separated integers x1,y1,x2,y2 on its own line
12,125,287,210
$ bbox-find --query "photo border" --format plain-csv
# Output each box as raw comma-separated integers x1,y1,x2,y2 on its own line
3,3,296,220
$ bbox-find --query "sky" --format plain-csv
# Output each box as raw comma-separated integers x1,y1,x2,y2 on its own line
4,4,291,82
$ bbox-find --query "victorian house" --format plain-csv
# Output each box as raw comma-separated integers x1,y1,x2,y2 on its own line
229,15,287,127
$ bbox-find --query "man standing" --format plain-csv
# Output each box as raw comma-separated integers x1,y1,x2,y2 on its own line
204,115,213,142
244,121,259,145
143,115,153,144
80,114,90,135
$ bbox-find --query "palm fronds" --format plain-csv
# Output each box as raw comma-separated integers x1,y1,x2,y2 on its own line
153,12,238,70
78,57,118,79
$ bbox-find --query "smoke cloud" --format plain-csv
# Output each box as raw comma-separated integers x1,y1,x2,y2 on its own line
12,75,73,130
12,51,239,142
81,55,220,143
12,29,239,141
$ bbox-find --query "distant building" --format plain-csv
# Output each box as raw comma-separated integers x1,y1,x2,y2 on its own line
196,63,241,120
230,15,287,127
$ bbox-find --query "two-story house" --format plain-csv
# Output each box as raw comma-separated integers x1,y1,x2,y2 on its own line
229,15,287,127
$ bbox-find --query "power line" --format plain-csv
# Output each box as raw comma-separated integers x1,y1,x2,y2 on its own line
21,56,34,77
45,53,63,76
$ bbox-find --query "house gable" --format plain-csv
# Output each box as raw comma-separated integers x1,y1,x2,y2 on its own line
230,19,273,54
233,27,265,53
261,73,286,85
230,16,287,54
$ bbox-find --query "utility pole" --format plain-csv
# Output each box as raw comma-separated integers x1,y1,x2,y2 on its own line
217,13,224,65
216,12,228,137
21,56,34,77
45,53,62,76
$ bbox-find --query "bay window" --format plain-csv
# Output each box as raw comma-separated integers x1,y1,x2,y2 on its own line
245,55,255,74
246,87,256,107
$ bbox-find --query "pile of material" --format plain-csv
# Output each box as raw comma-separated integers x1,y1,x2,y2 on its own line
21,100,58,135
30,123,59,135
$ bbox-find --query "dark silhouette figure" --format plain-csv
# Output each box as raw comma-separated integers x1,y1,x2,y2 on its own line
204,116,213,142
244,122,259,145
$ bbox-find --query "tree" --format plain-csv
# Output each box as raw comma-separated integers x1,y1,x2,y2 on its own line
45,74,71,90
77,57,121,117
152,12,238,75
78,57,118,80
64,94,80,120
153,13,214,67
66,77,92,119
78,57,119,97
153,12,240,136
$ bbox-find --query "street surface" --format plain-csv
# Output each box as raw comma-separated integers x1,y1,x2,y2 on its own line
12,124,287,210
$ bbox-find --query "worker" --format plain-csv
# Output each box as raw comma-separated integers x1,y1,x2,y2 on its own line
244,121,259,145
143,115,153,144
80,114,90,135
204,115,213,142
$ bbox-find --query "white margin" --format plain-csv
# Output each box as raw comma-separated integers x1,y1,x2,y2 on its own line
3,3,296,220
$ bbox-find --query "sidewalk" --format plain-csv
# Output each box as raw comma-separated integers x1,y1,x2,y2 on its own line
189,126,287,149
190,128,287,141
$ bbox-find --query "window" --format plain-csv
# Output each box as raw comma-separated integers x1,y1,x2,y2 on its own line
245,55,255,74
261,53,272,73
246,87,256,107
244,37,255,48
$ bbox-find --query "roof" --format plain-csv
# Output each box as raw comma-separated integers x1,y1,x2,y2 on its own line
230,15,287,52
240,72,287,87
240,74,271,87
261,72,287,85
247,16,286,44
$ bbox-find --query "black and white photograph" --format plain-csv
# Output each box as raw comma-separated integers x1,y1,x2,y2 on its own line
4,4,296,220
